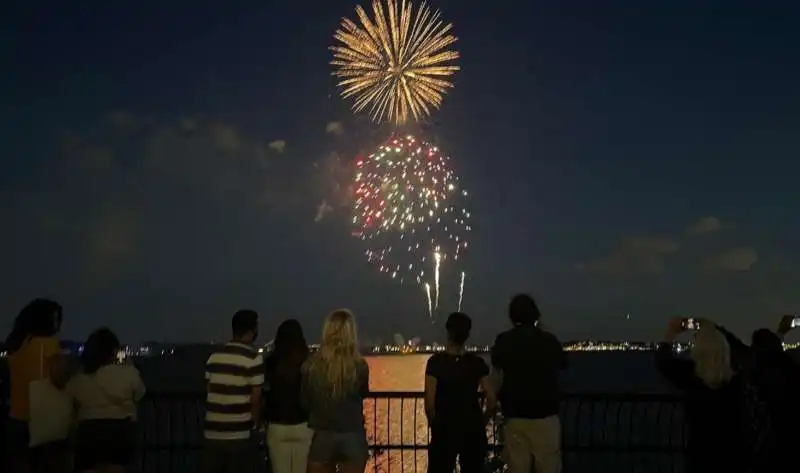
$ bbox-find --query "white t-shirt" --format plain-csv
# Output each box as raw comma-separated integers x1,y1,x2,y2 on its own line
66,364,146,420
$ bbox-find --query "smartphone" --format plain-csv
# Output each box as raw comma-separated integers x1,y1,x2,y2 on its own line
792,316,800,329
681,317,701,331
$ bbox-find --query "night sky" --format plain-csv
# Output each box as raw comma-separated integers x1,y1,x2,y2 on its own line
2,1,800,343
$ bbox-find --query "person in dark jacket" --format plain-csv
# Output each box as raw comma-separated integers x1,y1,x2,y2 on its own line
264,319,311,473
490,294,566,473
424,312,497,473
746,316,800,471
656,317,750,473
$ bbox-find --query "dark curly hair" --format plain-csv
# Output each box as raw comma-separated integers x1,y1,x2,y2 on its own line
5,299,62,353
81,327,121,374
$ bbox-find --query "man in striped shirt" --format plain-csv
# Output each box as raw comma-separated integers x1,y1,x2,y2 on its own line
201,309,264,473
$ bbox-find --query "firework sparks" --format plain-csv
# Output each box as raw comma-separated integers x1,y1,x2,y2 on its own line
433,249,441,310
457,271,465,312
424,283,433,320
353,134,470,322
331,0,460,125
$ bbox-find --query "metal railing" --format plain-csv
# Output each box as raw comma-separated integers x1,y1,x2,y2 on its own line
0,391,686,472
134,391,685,473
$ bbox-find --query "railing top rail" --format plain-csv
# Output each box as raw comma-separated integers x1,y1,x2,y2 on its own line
139,390,682,402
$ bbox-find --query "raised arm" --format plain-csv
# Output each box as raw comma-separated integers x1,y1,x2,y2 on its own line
713,323,750,369
655,318,696,390
777,315,795,342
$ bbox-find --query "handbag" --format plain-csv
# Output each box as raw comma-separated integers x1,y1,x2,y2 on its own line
28,341,74,447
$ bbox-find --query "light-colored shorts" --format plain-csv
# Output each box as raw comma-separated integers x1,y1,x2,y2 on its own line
307,430,369,466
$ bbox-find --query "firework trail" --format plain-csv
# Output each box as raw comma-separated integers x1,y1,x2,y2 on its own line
433,249,441,311
424,283,433,320
457,271,465,312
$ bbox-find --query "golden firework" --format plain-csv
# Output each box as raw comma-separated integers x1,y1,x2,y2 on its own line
331,0,460,125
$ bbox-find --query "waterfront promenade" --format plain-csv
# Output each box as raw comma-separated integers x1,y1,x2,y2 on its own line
1,390,686,473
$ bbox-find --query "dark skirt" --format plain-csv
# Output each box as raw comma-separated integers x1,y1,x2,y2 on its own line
74,418,136,471
4,418,71,473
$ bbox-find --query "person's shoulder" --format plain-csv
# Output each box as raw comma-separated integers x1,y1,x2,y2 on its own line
118,363,142,378
539,329,561,342
494,328,517,345
428,352,446,361
465,352,488,367
426,352,448,366
495,329,512,340
466,352,487,362
224,342,260,360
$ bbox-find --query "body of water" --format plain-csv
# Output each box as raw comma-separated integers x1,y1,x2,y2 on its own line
138,351,675,393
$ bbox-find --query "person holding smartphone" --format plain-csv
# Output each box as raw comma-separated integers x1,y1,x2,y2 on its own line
748,315,800,472
656,317,752,473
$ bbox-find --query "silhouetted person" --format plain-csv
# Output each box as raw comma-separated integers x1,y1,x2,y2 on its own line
264,319,311,473
425,312,496,473
302,309,369,473
4,298,69,473
491,294,566,473
201,310,264,473
656,318,754,473
68,327,145,473
747,316,800,471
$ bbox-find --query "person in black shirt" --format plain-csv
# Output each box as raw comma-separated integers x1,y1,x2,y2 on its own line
424,312,497,473
491,294,566,473
263,319,311,473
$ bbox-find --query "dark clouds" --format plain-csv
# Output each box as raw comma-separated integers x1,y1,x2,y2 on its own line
686,216,723,235
578,216,761,276
573,216,800,337
0,112,341,336
579,235,680,276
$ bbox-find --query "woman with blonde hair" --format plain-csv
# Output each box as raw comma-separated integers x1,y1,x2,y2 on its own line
656,318,756,473
302,309,369,473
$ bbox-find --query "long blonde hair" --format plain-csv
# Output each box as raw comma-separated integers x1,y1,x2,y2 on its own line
306,309,362,398
691,326,735,388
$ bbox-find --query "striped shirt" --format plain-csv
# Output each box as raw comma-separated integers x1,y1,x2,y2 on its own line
204,342,264,440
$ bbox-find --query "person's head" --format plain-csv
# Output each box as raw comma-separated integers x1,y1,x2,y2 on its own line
509,294,541,326
445,312,472,346
690,326,734,388
320,309,359,355
231,309,259,343
81,327,121,374
5,298,63,353
309,309,362,398
272,319,308,368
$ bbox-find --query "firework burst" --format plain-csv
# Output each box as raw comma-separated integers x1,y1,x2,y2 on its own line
331,0,460,125
352,134,470,320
